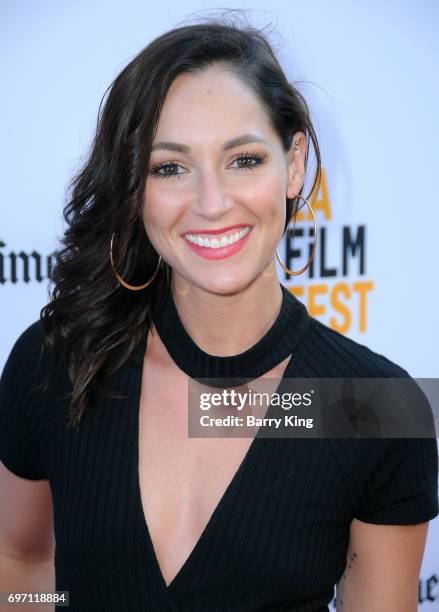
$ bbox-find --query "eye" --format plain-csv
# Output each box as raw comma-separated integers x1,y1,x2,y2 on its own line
149,151,265,181
149,161,186,181
230,151,265,171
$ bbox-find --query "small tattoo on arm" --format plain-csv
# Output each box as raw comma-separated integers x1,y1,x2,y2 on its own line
337,552,358,608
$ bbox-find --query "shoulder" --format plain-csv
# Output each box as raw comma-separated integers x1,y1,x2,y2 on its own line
287,304,439,524
1,319,49,383
328,433,439,524
0,318,54,410
0,319,49,480
1,318,65,397
6,319,45,357
298,314,411,378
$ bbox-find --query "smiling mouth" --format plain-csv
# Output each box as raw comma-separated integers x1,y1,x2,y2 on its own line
183,226,251,249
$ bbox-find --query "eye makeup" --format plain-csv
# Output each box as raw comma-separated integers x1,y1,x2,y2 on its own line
149,151,266,181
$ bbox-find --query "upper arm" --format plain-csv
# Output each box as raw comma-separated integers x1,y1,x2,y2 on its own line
0,461,54,562
336,517,429,612
0,323,55,560
329,435,438,610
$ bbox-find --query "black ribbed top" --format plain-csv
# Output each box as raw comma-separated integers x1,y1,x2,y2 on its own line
0,284,438,612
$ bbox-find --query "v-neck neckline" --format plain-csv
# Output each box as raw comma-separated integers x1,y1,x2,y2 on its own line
128,283,311,594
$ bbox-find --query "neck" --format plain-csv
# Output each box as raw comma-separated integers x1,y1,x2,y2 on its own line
169,268,283,357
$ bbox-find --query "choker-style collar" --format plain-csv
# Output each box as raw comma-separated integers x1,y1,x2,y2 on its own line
145,283,311,385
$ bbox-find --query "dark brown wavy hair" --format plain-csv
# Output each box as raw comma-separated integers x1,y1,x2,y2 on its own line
39,10,321,429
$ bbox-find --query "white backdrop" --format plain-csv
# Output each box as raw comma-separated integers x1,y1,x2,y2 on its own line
1,0,438,607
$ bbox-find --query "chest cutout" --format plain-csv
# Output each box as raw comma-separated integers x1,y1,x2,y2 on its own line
137,326,291,588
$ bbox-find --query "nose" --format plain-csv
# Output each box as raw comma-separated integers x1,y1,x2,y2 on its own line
190,167,235,220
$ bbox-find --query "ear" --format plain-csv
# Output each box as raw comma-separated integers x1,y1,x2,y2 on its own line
286,131,307,199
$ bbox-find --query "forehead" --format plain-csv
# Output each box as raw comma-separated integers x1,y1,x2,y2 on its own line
152,67,276,148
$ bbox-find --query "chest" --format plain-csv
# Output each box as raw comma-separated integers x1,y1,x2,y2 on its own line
138,369,255,522
138,346,290,586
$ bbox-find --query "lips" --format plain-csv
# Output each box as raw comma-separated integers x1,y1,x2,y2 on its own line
182,223,250,238
182,225,252,260
184,226,251,248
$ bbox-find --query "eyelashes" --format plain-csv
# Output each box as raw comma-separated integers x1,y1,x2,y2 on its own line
149,151,266,181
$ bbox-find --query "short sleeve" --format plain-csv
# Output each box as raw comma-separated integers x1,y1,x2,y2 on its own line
354,437,439,525
0,322,47,480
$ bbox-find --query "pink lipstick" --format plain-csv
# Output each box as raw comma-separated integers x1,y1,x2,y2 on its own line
182,225,252,260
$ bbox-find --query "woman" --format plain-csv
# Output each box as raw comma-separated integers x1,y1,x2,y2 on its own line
0,17,437,612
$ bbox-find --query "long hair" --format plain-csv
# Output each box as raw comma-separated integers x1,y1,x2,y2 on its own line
39,11,321,428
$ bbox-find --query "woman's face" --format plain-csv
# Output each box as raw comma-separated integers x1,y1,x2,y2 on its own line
142,66,305,295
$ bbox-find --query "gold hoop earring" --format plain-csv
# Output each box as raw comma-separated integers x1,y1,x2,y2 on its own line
110,233,162,291
275,194,317,276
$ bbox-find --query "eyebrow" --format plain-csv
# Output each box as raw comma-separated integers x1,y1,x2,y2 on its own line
151,133,268,153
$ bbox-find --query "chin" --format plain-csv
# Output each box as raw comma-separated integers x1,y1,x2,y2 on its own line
188,269,258,297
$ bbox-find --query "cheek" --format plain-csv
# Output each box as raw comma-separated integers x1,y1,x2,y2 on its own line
249,176,286,223
142,183,179,231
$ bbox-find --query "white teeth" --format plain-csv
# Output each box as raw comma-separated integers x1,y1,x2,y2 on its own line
184,226,250,248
